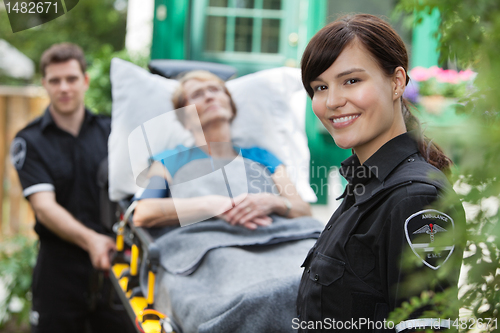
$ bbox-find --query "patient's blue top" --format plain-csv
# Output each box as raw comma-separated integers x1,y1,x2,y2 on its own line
134,145,282,200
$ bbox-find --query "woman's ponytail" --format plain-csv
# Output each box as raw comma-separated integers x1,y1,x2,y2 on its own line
402,99,453,171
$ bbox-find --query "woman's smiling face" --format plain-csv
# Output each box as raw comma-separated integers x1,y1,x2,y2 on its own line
310,39,406,163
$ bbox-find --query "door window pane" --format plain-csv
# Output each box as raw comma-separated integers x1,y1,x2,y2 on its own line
235,0,255,9
203,0,284,54
261,19,280,53
234,17,253,52
205,16,227,52
209,0,228,7
263,0,281,10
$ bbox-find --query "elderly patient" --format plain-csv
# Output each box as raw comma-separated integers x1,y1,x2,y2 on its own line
133,70,312,228
131,70,322,333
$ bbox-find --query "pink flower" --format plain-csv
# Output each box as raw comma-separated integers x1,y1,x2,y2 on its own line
409,66,476,85
436,69,460,84
409,66,431,81
458,69,476,81
427,66,441,77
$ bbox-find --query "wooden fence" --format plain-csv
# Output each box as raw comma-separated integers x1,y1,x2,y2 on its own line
0,86,48,239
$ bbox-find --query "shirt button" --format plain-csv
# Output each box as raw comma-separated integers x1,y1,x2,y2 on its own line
314,274,319,281
327,224,332,230
307,268,310,274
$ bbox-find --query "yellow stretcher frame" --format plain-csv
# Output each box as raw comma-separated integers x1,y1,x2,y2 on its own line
109,201,179,333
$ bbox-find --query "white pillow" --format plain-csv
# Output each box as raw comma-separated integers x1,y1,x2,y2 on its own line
109,58,317,202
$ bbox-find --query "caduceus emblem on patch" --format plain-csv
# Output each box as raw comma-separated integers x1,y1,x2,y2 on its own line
405,209,455,270
412,223,448,243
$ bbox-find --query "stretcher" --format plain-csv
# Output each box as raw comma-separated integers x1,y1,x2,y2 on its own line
104,60,239,333
104,59,320,333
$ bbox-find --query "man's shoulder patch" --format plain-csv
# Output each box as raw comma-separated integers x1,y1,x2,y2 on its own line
10,137,27,170
404,209,455,270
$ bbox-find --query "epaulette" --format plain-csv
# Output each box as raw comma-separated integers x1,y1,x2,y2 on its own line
354,161,451,208
18,115,44,132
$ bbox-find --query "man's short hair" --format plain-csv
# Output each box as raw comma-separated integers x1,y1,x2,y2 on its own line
40,43,86,77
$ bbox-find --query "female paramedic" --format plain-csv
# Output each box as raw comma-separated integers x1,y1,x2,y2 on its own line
296,14,464,332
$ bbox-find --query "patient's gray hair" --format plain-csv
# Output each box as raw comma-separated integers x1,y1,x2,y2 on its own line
172,70,237,126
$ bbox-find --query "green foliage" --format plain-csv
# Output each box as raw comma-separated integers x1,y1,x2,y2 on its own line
0,236,37,328
0,0,127,83
396,0,500,331
418,77,468,98
389,289,460,333
0,0,150,115
85,46,149,115
0,74,29,87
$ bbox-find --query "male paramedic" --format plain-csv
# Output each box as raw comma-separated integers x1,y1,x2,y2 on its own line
10,43,135,333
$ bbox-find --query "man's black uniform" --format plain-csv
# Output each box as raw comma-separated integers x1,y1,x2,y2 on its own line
11,108,134,333
296,133,463,332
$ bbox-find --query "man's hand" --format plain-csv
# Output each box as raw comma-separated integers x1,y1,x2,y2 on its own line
29,191,117,270
86,231,116,270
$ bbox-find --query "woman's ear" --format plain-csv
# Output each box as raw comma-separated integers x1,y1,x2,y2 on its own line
392,66,406,100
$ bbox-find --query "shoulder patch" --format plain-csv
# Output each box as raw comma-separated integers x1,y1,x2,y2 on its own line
404,209,455,270
10,137,27,170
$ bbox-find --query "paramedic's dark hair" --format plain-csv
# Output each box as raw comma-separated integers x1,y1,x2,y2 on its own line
172,70,237,126
40,43,87,77
301,14,452,171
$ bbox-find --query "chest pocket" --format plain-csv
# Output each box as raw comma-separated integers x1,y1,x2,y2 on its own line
308,252,345,286
52,163,74,185
44,138,74,187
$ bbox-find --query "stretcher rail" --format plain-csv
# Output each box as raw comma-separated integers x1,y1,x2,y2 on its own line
110,200,179,333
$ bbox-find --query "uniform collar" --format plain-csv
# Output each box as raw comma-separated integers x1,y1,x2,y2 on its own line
40,106,96,132
339,154,361,184
338,132,420,200
362,131,420,182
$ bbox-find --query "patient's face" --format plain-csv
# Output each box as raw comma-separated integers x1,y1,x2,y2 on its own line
183,79,234,128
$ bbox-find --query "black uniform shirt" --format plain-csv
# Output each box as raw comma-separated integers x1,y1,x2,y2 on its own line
11,107,110,242
296,132,463,332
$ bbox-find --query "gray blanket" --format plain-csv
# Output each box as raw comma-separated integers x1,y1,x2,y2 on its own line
150,157,324,332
